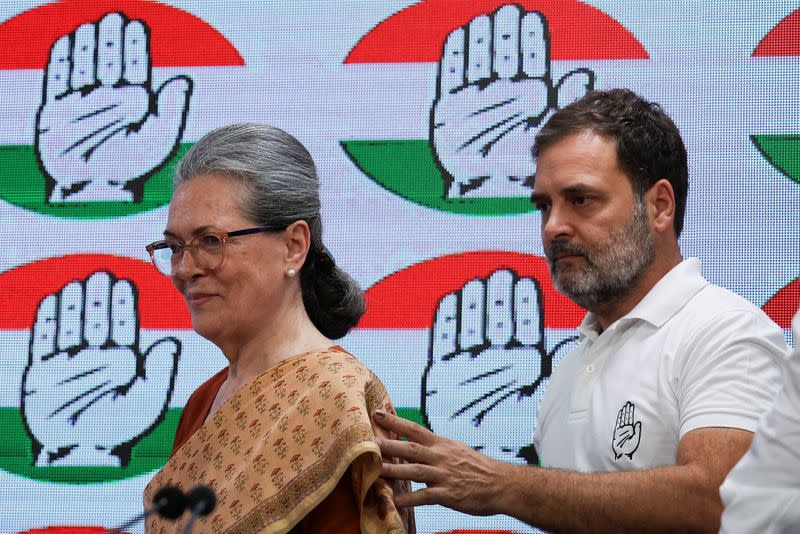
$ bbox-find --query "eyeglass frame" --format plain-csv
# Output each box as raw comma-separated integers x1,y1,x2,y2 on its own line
145,224,288,276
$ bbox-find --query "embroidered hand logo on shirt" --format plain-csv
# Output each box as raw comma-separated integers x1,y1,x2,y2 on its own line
612,401,642,460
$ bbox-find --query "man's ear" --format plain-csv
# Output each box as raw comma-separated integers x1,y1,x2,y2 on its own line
283,220,311,269
647,179,676,235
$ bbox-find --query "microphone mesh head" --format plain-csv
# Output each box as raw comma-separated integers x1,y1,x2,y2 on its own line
187,485,217,517
153,485,187,519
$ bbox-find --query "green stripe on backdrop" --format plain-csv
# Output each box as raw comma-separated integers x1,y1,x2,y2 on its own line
0,144,193,219
751,135,800,185
341,140,535,215
0,406,425,483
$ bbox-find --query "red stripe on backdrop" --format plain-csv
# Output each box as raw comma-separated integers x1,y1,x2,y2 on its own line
358,251,585,330
762,278,799,329
0,0,244,70
753,9,800,57
0,254,190,329
345,0,649,64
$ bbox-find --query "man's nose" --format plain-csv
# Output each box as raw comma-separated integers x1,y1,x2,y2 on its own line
541,204,573,244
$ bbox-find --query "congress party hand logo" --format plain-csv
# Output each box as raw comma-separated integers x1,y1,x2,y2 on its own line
0,254,196,483
432,5,593,198
751,8,800,187
21,272,180,467
342,0,647,215
423,269,577,464
36,13,192,203
0,0,243,218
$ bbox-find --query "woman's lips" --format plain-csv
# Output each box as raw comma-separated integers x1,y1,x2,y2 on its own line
186,293,216,306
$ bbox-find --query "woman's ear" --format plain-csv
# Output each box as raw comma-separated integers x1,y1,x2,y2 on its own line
283,220,311,269
647,179,676,235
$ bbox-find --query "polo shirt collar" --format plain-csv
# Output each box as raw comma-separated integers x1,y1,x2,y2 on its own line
577,258,708,339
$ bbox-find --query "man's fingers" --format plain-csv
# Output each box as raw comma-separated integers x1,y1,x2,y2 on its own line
486,270,514,346
97,13,124,86
393,486,450,509
380,458,439,484
123,19,149,85
71,23,95,90
466,15,491,83
431,292,458,361
438,27,465,97
493,4,522,79
374,411,437,447
110,280,136,346
556,68,595,109
57,281,83,351
514,277,543,346
31,295,57,361
521,11,549,79
84,273,111,346
45,35,70,101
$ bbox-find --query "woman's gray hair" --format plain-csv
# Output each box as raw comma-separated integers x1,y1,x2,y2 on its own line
174,123,365,339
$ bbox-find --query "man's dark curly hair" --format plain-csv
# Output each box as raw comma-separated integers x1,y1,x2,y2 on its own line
534,89,688,237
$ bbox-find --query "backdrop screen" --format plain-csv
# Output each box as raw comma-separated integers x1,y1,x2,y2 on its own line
0,1,797,532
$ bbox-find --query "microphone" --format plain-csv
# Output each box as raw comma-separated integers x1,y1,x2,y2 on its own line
111,485,187,532
181,484,217,534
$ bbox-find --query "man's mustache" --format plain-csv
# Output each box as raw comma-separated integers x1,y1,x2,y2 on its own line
547,240,591,265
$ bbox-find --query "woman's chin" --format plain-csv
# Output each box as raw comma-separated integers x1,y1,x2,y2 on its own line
190,317,224,343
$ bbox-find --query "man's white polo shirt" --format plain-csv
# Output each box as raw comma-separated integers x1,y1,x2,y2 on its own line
533,258,786,472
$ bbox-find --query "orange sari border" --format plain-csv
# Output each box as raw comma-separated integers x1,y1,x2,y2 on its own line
144,348,413,533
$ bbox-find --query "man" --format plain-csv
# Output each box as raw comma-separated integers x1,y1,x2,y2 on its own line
374,89,788,532
719,306,800,533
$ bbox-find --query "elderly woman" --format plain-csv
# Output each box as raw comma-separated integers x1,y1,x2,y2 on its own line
143,124,414,533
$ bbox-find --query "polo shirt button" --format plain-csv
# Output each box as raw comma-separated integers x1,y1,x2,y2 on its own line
585,364,595,374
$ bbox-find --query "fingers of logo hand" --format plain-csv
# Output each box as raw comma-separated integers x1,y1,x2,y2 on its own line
486,270,514,346
466,15,491,83
521,11,549,79
438,27,465,97
45,35,70,101
31,295,58,362
97,13,124,86
514,277,543,346
57,281,84,351
84,272,111,346
140,337,180,389
71,23,95,90
149,75,192,129
431,293,458,361
555,68,595,109
110,280,136,347
616,406,624,428
492,4,522,79
123,19,149,85
459,279,485,351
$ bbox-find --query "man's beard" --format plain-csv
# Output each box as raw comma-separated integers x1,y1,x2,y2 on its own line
547,199,655,312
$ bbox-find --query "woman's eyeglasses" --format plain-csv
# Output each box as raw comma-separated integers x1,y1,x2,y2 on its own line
146,225,285,276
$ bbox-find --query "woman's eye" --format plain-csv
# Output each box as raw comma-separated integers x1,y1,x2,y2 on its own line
199,235,222,248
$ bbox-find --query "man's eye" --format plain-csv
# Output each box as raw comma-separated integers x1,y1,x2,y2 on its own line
572,196,590,206
166,242,183,254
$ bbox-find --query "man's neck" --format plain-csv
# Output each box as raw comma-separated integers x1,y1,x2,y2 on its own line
592,250,683,332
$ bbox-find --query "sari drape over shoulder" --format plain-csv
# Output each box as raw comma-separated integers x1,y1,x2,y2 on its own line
143,347,414,533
